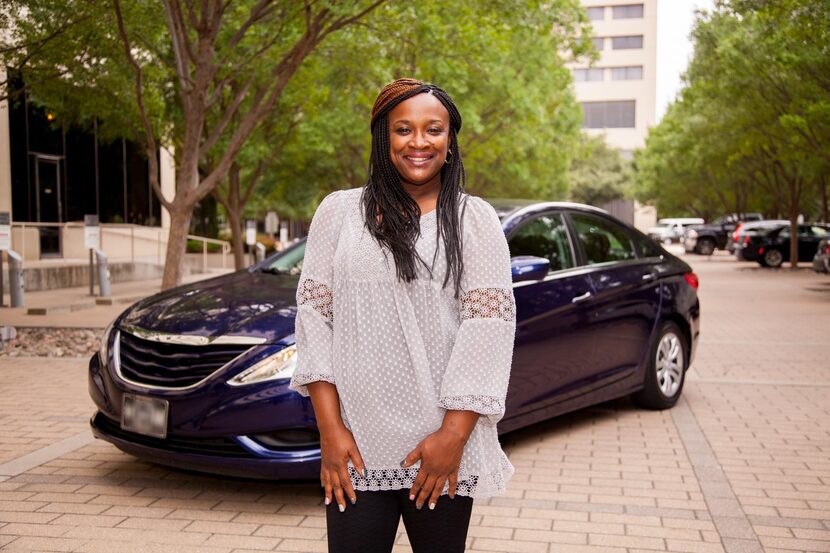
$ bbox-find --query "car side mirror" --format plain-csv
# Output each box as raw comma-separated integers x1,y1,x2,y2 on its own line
511,256,550,283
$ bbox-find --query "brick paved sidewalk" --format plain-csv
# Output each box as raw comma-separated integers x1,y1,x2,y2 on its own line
0,251,827,552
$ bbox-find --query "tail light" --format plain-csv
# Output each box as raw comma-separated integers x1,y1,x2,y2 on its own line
732,224,742,241
759,247,765,255
826,244,830,255
684,272,699,290
743,236,751,245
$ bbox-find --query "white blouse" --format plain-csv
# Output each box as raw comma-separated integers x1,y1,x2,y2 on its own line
288,186,516,499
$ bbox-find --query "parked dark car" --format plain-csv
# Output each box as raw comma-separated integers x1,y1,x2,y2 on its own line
747,224,830,267
88,198,701,480
813,237,830,274
683,212,764,255
730,220,789,260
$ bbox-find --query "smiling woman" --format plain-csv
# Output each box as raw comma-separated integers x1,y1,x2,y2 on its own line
289,78,516,553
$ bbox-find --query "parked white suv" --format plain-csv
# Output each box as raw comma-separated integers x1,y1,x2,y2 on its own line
648,218,705,244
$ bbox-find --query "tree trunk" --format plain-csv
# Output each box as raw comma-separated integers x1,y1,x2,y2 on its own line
789,206,799,270
821,174,828,223
161,206,194,289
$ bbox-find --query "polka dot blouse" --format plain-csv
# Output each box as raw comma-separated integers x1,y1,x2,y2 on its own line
289,186,516,499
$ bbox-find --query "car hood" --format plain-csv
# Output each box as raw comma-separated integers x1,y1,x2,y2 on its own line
118,270,299,344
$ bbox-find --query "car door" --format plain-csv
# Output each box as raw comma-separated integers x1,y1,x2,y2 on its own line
504,210,596,419
566,211,660,386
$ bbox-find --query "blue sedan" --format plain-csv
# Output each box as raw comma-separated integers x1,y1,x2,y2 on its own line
88,199,700,479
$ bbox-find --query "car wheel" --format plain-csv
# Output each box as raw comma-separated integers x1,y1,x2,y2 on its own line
632,321,686,410
763,248,783,268
696,239,715,256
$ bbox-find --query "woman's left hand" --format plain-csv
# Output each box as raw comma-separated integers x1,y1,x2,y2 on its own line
401,427,467,510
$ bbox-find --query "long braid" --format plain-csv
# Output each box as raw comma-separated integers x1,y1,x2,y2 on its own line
361,78,468,298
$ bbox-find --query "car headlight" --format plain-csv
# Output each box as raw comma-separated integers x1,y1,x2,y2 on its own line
687,229,698,238
227,345,297,386
99,319,116,366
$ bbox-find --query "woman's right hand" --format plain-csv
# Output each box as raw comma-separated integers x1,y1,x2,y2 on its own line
320,423,366,512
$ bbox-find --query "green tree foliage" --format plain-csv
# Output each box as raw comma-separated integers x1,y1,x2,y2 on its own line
634,0,830,266
568,133,630,207
248,1,595,219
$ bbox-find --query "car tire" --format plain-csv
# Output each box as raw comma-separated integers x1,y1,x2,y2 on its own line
762,248,783,268
695,239,715,256
632,321,686,410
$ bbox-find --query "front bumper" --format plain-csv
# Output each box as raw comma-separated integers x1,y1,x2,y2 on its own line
88,351,321,480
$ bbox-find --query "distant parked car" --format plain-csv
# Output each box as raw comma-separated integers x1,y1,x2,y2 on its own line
813,237,830,274
683,213,764,255
731,220,789,260
87,195,700,481
648,218,704,244
748,224,830,267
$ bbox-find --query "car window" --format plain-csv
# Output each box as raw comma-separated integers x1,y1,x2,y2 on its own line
262,242,305,275
508,212,575,272
571,213,636,264
634,233,663,258
809,226,829,237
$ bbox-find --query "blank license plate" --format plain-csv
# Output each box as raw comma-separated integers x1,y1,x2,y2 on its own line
121,393,168,438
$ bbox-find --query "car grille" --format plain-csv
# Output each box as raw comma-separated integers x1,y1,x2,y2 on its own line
94,412,252,457
117,330,252,388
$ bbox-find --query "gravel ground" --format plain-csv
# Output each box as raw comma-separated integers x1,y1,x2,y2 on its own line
0,327,103,358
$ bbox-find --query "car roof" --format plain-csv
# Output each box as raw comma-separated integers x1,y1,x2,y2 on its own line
483,198,610,221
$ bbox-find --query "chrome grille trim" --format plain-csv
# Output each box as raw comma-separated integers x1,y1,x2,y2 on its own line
120,324,266,346
113,329,255,390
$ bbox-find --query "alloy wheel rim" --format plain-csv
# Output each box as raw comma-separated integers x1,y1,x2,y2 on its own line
655,332,684,397
766,250,783,266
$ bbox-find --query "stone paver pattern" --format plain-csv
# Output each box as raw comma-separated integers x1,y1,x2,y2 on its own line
0,249,827,552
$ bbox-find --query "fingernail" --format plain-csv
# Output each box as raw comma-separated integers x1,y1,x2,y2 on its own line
450,493,455,499
409,494,415,501
429,502,436,510
399,459,407,467
416,502,423,510
361,468,368,478
324,497,330,505
338,503,345,512
350,496,356,505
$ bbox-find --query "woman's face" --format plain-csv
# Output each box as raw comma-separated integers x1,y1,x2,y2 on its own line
387,92,451,189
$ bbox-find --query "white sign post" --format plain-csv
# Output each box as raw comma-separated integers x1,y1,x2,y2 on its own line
0,212,9,307
265,211,278,238
84,215,100,295
246,220,257,266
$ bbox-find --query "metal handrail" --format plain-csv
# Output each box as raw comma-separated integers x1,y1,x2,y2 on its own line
10,221,231,271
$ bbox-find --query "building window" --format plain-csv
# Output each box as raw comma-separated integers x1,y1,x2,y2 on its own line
587,7,604,20
593,36,604,51
611,66,643,80
612,4,644,19
581,100,636,128
573,68,605,82
611,35,644,49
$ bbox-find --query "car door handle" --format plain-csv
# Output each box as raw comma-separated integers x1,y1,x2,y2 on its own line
642,272,656,281
571,291,593,304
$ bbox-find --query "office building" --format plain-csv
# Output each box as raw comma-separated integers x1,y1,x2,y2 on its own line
571,0,658,156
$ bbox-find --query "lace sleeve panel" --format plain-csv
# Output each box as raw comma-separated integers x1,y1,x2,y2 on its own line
289,191,345,397
460,287,516,323
438,196,516,426
297,277,334,325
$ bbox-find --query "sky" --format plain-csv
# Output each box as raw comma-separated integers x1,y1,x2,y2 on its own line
655,0,716,121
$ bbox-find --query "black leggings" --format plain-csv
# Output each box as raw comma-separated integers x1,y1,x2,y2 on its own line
326,488,474,553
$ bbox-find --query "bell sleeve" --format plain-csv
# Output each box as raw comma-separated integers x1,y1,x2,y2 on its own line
288,190,345,397
438,196,517,427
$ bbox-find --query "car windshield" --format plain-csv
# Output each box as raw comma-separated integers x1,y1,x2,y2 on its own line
258,241,306,275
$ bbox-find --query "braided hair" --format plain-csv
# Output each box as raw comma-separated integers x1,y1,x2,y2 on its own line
361,78,469,299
